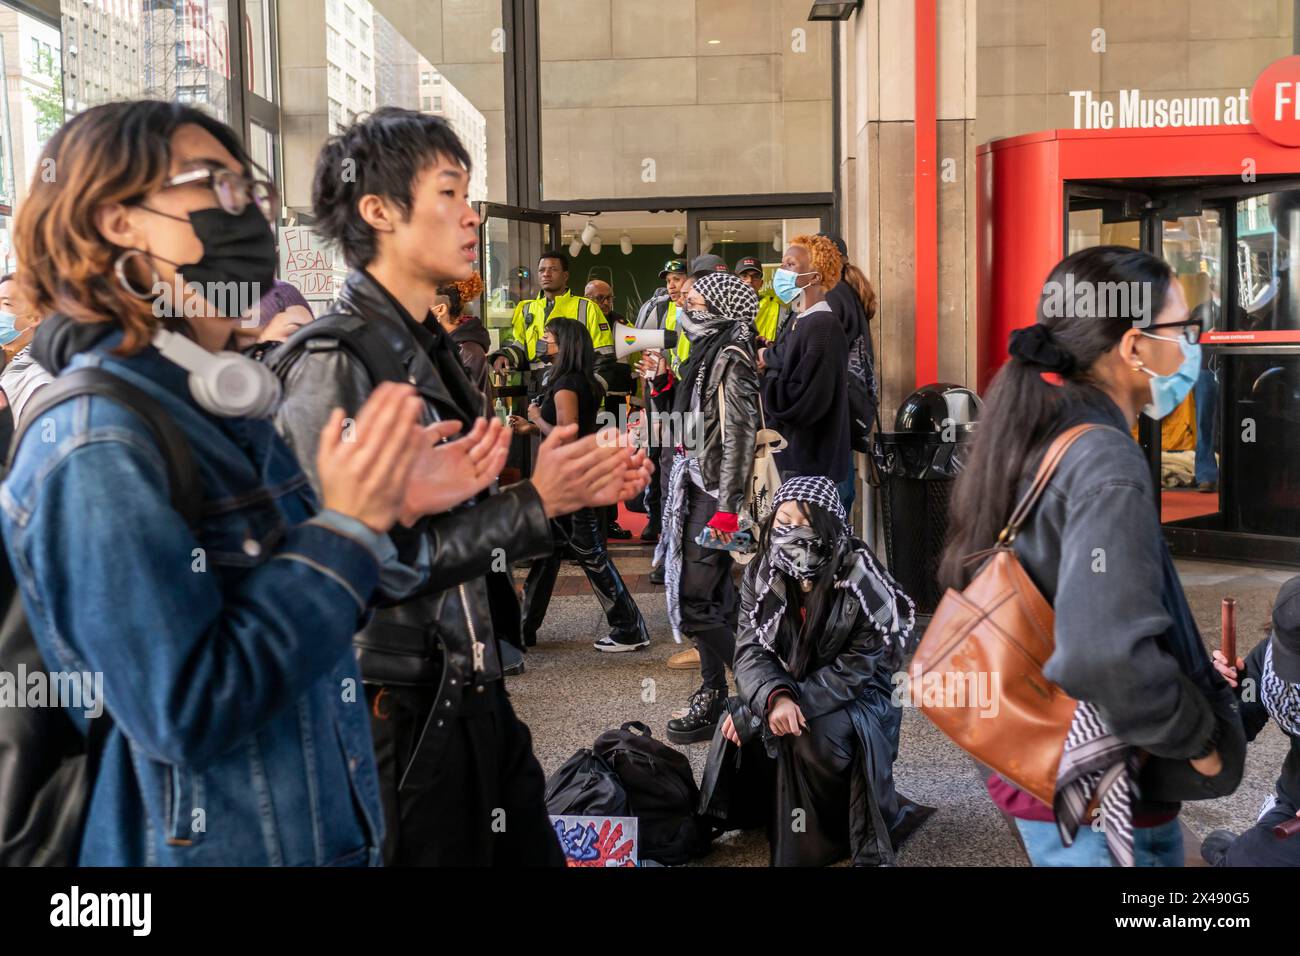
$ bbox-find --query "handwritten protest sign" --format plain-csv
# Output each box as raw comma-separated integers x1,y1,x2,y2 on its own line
549,815,637,867
279,226,345,304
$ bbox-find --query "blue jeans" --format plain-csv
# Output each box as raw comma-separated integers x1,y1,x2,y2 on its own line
1193,367,1218,485
1015,817,1184,867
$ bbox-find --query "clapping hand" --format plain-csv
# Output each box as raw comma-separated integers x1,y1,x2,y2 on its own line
400,416,512,524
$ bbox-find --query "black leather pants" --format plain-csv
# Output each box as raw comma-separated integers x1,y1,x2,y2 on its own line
521,507,648,643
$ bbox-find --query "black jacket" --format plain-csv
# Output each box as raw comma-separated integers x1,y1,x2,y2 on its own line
731,550,923,864
272,270,555,700
656,334,758,515
733,556,899,730
761,304,851,482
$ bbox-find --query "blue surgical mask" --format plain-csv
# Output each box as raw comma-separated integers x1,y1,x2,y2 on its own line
772,269,815,305
1138,332,1201,420
0,311,20,346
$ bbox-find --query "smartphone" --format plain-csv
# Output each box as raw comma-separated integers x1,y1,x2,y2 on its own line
694,527,755,553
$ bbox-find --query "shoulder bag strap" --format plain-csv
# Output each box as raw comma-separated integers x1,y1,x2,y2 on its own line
270,311,410,387
8,368,202,529
998,423,1101,545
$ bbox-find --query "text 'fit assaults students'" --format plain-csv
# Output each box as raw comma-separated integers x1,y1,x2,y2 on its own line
5,100,498,866
268,108,652,866
940,245,1245,867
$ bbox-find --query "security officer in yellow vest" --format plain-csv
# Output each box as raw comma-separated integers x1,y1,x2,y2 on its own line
489,251,613,395
735,256,784,344
635,258,692,372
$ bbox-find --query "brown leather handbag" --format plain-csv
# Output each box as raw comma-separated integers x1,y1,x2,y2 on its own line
910,424,1099,806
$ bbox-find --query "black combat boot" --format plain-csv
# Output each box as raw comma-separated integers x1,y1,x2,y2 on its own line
666,685,725,744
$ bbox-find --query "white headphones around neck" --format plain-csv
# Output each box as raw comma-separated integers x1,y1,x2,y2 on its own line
152,328,282,419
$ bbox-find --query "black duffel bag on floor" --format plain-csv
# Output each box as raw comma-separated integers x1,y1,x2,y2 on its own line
594,721,711,866
544,749,630,817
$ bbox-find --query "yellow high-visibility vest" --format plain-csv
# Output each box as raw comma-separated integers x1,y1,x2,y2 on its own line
755,291,783,342
662,300,691,366
506,290,613,365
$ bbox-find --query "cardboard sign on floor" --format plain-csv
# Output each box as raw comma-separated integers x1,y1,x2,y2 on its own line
550,815,638,867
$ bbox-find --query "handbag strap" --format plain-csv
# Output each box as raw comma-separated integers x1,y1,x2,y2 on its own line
997,424,1102,545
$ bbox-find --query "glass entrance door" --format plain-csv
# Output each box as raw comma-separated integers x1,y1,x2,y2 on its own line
477,203,561,351
477,203,560,480
1066,179,1300,565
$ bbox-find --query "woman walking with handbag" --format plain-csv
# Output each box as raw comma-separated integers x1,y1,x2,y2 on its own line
652,272,760,743
938,245,1244,867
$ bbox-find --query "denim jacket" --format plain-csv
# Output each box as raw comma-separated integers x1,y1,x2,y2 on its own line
0,331,387,866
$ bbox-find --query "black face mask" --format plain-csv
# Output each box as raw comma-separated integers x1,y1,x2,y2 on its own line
146,205,278,319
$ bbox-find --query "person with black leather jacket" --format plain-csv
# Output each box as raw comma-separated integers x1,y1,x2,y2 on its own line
270,109,652,866
651,271,759,744
725,477,931,866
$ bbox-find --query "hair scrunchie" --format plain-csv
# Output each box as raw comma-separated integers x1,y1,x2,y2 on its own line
1008,324,1076,375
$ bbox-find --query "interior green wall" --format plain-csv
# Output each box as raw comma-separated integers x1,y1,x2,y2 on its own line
565,241,780,319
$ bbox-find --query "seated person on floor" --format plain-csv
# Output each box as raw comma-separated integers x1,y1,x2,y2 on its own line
719,476,934,866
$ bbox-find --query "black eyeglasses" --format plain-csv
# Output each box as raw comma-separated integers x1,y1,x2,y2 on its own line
161,168,277,222
1144,320,1202,345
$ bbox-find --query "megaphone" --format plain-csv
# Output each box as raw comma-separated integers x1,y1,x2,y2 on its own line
614,321,678,360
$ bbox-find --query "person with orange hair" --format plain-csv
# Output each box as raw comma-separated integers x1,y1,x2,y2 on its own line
758,234,851,484
432,270,491,397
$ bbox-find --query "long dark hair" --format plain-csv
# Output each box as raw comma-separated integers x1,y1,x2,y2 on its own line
757,500,850,680
544,317,604,403
938,245,1173,589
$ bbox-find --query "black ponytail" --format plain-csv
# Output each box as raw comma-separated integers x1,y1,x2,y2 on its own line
938,245,1173,589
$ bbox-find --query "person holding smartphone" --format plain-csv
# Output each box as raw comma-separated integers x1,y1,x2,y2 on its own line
651,271,760,744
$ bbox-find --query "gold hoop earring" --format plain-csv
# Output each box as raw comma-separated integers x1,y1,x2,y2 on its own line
114,249,160,300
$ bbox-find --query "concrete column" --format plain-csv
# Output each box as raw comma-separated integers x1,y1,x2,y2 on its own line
277,0,329,214
840,0,978,426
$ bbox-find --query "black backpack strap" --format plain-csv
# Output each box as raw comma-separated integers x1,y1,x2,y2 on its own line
268,310,410,387
8,368,202,529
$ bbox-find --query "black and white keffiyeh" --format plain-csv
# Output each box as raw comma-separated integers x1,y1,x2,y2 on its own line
1262,641,1300,737
688,272,759,334
657,450,690,643
1052,700,1141,867
747,477,915,660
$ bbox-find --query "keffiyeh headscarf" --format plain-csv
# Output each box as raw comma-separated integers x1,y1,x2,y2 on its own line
748,477,916,662
677,272,759,345
1262,640,1300,737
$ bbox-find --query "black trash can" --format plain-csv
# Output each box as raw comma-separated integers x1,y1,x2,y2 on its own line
871,383,980,615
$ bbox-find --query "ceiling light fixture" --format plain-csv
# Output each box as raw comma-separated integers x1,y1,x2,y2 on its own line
569,236,583,258
580,219,598,245
672,231,686,255
620,233,633,255
590,234,602,255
